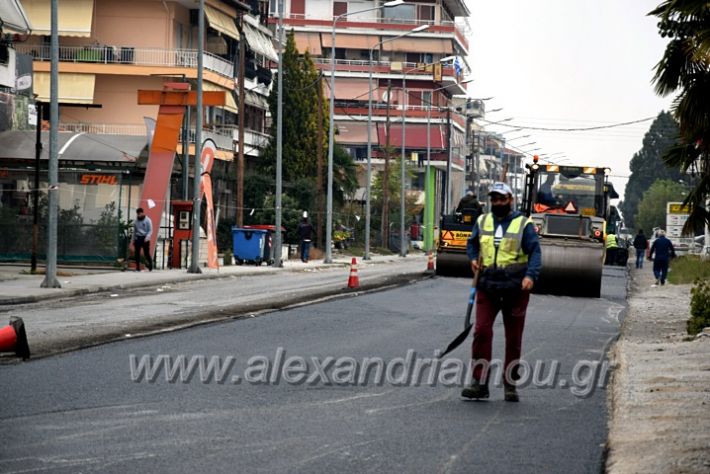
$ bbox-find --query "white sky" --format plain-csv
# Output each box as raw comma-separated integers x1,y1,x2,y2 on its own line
467,0,674,201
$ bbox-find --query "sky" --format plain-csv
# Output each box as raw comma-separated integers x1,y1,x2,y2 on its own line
467,0,674,201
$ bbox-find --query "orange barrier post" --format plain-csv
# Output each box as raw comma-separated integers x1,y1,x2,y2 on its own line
347,257,360,289
426,250,435,273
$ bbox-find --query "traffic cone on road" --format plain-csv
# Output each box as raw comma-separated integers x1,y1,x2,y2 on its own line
426,251,435,273
347,257,360,289
0,317,31,360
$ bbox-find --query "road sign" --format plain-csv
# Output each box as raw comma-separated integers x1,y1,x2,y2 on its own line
666,201,690,238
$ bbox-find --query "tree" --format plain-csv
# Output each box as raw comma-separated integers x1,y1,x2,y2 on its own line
620,111,681,230
636,179,688,234
650,1,710,230
371,158,422,248
260,30,326,182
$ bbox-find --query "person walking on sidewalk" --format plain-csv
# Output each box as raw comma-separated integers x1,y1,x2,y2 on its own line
133,207,153,272
297,213,314,263
462,182,542,402
649,229,675,286
632,229,648,269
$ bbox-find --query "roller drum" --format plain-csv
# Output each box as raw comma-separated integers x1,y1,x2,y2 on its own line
435,251,472,277
535,239,603,297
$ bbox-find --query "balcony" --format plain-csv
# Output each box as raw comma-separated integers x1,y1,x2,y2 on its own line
16,45,235,79
270,15,469,51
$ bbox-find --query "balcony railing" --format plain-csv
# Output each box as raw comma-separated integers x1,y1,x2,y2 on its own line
16,45,235,79
273,14,469,49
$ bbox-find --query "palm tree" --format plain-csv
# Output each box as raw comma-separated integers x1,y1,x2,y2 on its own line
650,0,710,230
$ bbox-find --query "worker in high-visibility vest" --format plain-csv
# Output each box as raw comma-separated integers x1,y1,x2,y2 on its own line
463,182,542,402
605,232,619,266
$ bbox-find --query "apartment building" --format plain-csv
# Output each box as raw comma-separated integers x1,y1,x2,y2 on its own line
270,0,471,218
0,0,278,261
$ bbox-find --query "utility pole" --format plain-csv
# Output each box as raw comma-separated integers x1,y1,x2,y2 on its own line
273,0,284,267
31,103,43,274
41,0,60,288
381,80,392,248
236,17,246,227
316,74,325,249
182,107,190,200
444,106,452,214
188,0,204,274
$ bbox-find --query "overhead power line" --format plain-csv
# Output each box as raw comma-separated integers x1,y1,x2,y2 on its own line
480,116,655,132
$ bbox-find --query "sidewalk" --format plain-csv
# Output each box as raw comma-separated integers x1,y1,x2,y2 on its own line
0,253,421,305
606,264,710,473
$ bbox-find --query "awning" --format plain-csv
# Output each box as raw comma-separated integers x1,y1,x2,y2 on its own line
242,21,278,62
293,32,321,56
0,130,146,162
204,4,239,41
202,82,238,114
382,37,452,55
22,0,93,37
334,79,371,100
0,0,32,34
234,88,269,109
376,123,446,149
335,122,375,145
34,72,95,104
322,34,378,50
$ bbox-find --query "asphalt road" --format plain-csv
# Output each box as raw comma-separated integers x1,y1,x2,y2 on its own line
0,267,626,473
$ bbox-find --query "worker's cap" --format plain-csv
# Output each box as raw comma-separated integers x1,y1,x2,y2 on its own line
303,211,308,219
488,182,513,196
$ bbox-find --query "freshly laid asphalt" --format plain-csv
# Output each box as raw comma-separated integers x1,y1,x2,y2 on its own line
0,267,626,473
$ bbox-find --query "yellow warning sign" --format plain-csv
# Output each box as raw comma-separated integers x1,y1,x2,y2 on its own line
667,202,691,214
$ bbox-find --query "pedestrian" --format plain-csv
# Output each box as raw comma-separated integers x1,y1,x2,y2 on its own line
632,229,648,269
649,229,676,286
605,232,618,266
297,213,314,263
133,207,153,272
462,182,542,402
456,189,483,216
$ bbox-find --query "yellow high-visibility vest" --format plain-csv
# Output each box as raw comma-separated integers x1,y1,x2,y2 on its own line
606,234,618,249
478,213,531,267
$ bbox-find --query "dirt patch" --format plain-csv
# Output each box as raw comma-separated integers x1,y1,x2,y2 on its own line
606,266,710,473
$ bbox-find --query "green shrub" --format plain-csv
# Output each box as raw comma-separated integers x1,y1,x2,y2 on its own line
688,279,710,336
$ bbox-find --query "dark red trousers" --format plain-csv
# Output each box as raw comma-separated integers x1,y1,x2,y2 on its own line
471,288,530,385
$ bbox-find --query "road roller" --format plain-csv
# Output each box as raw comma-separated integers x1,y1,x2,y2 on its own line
435,208,479,277
521,157,617,298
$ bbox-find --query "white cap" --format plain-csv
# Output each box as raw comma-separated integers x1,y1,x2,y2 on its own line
303,211,308,219
488,182,513,196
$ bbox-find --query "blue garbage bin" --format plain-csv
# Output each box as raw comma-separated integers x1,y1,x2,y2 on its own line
232,227,267,265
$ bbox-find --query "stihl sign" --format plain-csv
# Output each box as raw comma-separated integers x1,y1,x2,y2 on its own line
80,174,118,185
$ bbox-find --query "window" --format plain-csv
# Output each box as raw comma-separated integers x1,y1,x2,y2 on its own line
418,5,434,24
422,91,432,108
333,1,347,17
383,4,415,22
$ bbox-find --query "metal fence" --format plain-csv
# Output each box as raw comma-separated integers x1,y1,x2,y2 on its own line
0,221,126,263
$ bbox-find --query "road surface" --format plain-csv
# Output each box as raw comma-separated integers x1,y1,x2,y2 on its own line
0,267,626,473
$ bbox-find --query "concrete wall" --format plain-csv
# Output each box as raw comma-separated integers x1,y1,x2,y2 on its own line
61,75,163,125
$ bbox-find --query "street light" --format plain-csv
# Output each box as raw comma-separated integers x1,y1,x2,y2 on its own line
326,0,404,263
421,77,473,252
364,23,429,260
398,32,433,257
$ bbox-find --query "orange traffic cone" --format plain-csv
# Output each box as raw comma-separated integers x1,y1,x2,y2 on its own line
347,257,360,289
426,251,435,273
0,317,30,360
